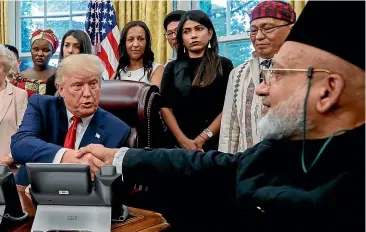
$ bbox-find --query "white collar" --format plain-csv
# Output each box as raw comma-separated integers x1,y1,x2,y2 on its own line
66,109,94,125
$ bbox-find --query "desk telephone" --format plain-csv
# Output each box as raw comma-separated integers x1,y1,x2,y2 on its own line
0,165,28,230
26,164,128,232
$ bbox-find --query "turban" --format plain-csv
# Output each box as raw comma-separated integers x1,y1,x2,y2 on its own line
286,1,365,70
31,29,59,52
249,1,296,23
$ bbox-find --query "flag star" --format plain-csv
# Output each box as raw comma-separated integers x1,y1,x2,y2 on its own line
95,28,99,33
91,8,95,14
88,27,93,33
108,10,114,16
102,18,107,24
108,19,113,25
101,28,106,34
103,8,108,14
95,18,100,24
96,8,101,14
89,18,94,23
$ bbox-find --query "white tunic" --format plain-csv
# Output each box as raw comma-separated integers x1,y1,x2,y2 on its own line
219,57,265,153
118,62,160,84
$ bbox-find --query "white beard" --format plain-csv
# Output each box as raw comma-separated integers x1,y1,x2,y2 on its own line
258,88,310,140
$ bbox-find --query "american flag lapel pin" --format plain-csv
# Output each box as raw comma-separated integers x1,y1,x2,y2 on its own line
95,133,100,139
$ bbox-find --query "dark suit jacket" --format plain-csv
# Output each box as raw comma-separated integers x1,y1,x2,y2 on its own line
121,125,365,232
11,94,130,186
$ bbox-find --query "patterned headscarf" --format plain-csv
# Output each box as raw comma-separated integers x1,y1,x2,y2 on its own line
31,29,59,53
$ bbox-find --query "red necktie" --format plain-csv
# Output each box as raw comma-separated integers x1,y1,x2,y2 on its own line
64,116,81,149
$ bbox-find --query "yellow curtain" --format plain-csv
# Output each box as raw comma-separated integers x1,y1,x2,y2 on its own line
289,0,307,18
0,1,8,44
113,0,173,64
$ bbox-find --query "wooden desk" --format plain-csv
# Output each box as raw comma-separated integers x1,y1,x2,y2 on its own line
9,185,170,232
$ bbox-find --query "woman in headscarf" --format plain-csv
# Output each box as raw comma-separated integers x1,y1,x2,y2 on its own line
12,29,59,97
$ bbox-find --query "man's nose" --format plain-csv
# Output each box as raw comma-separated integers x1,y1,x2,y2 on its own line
37,50,44,56
255,81,270,96
255,29,266,40
82,85,92,97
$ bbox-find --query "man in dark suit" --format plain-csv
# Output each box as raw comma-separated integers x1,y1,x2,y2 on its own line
11,54,130,186
79,2,365,232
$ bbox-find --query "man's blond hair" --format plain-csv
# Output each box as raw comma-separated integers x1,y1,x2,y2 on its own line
55,54,103,85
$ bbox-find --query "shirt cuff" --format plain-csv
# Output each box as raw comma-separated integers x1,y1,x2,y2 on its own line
112,147,129,180
53,148,68,164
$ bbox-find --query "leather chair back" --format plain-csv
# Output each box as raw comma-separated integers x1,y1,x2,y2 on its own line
99,80,163,148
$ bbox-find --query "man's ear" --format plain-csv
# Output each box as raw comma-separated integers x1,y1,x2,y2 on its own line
316,74,345,113
58,84,65,98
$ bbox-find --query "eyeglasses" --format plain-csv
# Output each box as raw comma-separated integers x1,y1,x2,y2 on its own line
246,23,291,36
164,30,177,39
260,68,332,85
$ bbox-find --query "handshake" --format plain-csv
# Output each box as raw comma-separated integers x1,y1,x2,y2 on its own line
61,144,119,176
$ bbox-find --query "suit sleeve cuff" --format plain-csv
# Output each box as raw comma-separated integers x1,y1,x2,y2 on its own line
112,147,129,180
53,148,68,164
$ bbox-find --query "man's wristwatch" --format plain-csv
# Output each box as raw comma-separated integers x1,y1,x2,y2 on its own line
203,128,213,139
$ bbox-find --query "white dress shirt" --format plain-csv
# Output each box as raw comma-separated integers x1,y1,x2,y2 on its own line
112,147,130,180
52,110,94,163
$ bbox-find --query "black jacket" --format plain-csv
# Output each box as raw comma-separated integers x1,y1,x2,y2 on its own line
122,124,365,232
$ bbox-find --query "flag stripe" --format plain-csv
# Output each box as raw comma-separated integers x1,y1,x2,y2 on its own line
98,47,114,78
101,37,119,71
85,0,119,79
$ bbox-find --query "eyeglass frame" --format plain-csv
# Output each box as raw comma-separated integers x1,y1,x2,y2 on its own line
246,23,291,37
260,68,332,85
164,30,177,39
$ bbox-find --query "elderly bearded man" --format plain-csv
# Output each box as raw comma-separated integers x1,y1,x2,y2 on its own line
78,2,365,231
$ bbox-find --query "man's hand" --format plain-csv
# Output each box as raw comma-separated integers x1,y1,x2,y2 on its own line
77,144,118,165
61,149,106,178
61,150,82,163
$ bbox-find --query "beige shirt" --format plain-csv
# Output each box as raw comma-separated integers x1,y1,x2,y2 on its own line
0,82,28,158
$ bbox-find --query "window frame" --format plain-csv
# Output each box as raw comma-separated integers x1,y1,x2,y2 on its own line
14,0,87,59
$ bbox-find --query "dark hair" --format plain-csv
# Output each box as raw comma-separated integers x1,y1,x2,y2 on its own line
164,10,187,30
4,44,19,59
59,30,92,61
115,21,154,81
176,10,222,87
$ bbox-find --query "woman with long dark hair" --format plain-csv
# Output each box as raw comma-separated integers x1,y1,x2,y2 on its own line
113,21,164,88
160,10,234,151
45,29,93,96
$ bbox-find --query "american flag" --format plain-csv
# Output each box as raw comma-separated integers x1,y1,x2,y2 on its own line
85,0,120,79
